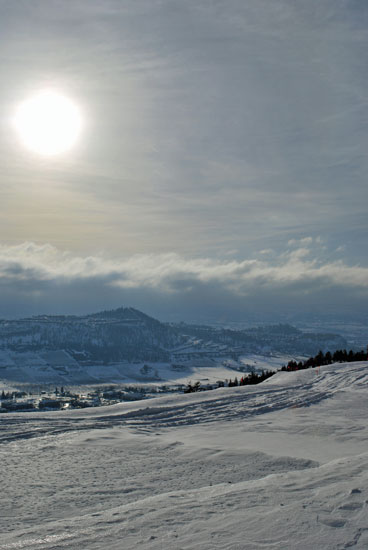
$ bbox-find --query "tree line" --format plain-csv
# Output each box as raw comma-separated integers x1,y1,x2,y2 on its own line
184,369,275,393
281,347,368,372
184,347,368,393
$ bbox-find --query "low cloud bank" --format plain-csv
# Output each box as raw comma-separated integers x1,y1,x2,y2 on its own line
0,241,367,320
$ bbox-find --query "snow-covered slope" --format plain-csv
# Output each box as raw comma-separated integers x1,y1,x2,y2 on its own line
0,308,347,386
1,362,367,549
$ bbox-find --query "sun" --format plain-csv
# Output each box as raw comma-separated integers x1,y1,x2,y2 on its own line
13,90,82,156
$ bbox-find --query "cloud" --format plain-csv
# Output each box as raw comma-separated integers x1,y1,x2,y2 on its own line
288,237,314,247
1,241,368,292
0,0,367,265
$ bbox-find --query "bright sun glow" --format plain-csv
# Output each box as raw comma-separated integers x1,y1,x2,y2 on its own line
13,91,82,156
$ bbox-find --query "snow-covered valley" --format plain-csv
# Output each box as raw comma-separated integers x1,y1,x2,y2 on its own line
1,361,367,549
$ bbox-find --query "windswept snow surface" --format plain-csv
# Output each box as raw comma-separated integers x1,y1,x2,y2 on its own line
0,353,294,386
1,362,368,549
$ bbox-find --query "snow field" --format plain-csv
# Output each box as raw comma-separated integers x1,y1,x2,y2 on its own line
0,351,294,386
0,361,367,549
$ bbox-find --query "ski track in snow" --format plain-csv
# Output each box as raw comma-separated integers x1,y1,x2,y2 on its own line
1,362,364,442
1,362,368,549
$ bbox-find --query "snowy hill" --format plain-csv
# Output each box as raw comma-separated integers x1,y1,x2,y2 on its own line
0,307,347,385
0,307,182,362
1,361,367,549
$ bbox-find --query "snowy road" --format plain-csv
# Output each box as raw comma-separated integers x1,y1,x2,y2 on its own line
1,362,367,549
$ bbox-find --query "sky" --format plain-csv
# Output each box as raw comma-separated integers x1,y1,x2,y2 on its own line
0,0,367,322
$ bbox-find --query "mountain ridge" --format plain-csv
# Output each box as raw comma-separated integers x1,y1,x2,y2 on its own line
0,306,347,362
